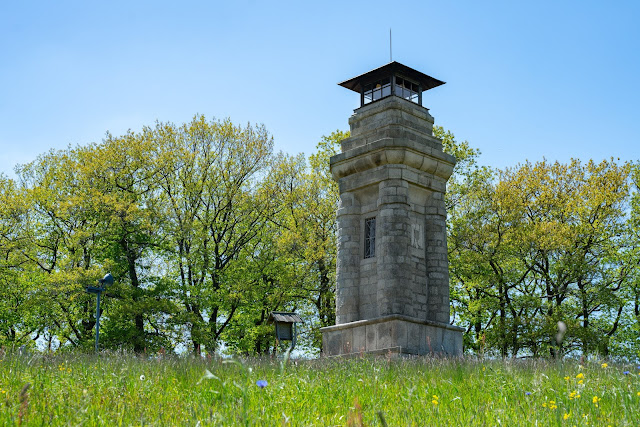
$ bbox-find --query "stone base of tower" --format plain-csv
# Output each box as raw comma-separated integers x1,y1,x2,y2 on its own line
320,314,463,357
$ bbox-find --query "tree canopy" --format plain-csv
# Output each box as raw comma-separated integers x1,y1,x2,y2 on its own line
1,118,639,359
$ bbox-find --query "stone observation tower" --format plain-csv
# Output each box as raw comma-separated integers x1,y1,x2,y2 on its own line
320,61,463,356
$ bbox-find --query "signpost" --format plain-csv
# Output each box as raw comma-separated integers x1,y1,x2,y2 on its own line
268,311,303,353
85,273,113,352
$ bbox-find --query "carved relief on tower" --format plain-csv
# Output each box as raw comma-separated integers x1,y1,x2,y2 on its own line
410,223,424,249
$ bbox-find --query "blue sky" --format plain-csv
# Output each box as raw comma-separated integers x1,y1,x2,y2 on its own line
1,1,639,176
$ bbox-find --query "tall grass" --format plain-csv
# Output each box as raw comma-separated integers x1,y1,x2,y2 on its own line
1,351,639,425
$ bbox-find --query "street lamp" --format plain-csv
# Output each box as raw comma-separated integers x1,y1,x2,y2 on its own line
85,273,113,352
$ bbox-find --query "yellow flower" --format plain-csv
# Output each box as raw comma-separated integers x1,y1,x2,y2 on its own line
578,380,584,385
543,400,558,410
601,362,608,368
564,376,570,380
432,399,439,405
563,412,570,420
637,392,640,397
576,373,584,379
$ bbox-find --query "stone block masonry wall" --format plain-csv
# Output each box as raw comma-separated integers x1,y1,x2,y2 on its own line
323,94,463,356
335,192,361,324
424,191,450,324
376,178,413,317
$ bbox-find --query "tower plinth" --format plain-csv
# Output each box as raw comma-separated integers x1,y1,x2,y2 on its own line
320,62,463,356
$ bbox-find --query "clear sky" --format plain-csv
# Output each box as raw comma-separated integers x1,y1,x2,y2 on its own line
1,0,639,177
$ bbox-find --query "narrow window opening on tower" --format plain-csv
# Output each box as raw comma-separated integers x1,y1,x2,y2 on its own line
364,217,376,258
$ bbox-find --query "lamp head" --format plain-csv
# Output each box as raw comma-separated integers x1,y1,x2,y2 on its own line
99,273,114,287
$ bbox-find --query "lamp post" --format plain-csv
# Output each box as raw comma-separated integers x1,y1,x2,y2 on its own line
85,273,113,352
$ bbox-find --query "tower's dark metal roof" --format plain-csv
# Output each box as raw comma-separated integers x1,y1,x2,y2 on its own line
338,61,445,93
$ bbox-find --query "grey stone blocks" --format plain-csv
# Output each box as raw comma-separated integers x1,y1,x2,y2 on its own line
321,315,464,357
322,94,463,356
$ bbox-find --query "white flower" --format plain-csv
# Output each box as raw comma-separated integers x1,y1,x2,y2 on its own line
140,375,145,381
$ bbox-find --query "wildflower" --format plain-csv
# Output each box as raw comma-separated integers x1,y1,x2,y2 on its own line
624,371,630,375
563,376,570,381
256,380,268,388
601,362,608,368
578,380,584,385
569,391,581,400
592,396,600,407
548,400,558,409
637,392,640,396
563,412,571,420
525,392,532,396
576,373,584,379
432,395,439,405
139,375,145,381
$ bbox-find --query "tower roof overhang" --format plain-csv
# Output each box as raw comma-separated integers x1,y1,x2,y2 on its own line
338,61,445,93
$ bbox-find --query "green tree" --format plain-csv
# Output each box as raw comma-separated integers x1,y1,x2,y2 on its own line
447,154,633,357
150,116,287,354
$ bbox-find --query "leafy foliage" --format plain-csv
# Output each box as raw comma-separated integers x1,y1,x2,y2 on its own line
1,114,639,359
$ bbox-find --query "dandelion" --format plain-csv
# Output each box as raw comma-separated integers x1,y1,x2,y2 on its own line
601,363,608,368
563,412,571,420
563,376,570,381
576,373,584,379
593,396,600,407
549,400,558,409
569,391,581,400
578,380,584,385
637,392,640,397
256,380,268,389
432,395,439,405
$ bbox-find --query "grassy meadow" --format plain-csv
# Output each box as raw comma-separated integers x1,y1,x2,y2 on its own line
1,352,639,426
